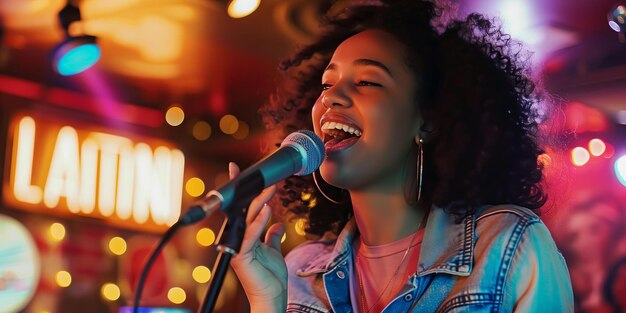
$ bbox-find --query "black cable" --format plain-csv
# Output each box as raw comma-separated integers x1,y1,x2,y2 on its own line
133,221,182,313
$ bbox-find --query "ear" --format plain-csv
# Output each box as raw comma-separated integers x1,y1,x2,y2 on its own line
416,118,436,144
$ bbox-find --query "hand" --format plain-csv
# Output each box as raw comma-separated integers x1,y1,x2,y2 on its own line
227,162,287,312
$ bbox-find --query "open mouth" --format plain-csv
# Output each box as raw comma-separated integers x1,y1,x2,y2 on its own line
321,121,362,151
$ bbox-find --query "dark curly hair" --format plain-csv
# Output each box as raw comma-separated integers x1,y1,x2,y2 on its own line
259,0,547,237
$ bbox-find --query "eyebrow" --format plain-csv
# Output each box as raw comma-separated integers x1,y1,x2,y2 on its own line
324,58,393,77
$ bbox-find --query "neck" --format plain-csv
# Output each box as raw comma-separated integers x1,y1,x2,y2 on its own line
350,186,428,246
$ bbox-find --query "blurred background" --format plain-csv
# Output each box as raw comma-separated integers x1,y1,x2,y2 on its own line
0,0,624,312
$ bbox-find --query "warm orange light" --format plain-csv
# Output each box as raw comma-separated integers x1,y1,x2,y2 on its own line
55,271,72,288
168,287,186,304
192,266,212,283
8,116,185,227
13,117,42,204
166,106,185,126
571,147,590,166
101,283,121,301
589,138,606,157
219,115,239,135
185,177,205,197
192,121,212,141
48,223,66,242
228,0,261,18
108,237,127,256
232,121,249,140
196,228,216,247
281,233,287,243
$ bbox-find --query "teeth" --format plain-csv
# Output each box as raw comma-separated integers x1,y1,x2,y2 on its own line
321,121,362,136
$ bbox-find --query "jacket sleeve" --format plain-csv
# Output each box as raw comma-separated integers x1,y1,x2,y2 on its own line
502,221,575,312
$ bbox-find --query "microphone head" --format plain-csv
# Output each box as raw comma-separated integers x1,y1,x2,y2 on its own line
280,130,325,175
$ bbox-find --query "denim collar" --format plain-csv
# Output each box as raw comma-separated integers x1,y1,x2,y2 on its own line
296,205,478,277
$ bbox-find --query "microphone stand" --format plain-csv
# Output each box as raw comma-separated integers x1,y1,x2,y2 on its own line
198,173,263,313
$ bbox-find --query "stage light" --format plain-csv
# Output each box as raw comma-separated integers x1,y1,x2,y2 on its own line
53,2,100,76
571,147,590,166
228,0,261,18
608,3,626,32
589,139,607,156
616,155,626,187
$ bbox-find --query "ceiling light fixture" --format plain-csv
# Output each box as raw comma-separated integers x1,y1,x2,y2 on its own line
52,1,101,76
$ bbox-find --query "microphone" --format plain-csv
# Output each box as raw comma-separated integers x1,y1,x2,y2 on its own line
180,130,324,225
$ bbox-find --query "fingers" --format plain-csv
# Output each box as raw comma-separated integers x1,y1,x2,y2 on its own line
239,203,273,252
228,162,240,180
265,223,285,253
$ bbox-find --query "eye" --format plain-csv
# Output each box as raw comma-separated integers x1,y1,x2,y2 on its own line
356,81,382,87
321,83,332,90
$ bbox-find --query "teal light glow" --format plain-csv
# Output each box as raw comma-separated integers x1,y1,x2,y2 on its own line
56,43,101,76
616,155,626,187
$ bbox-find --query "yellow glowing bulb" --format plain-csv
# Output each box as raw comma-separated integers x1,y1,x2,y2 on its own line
228,0,261,18
294,218,306,236
192,265,212,283
168,287,186,304
232,121,249,140
192,121,212,141
166,106,185,126
196,228,216,247
49,222,66,242
108,237,127,256
55,271,72,287
219,115,239,135
185,177,205,197
281,233,287,243
101,283,121,301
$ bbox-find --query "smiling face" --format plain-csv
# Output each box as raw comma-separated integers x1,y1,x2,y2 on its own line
312,29,422,191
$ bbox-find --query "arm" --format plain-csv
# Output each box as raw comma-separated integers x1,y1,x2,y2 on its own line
503,222,574,312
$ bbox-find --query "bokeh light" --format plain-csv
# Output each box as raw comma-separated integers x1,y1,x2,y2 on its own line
108,237,127,256
228,0,261,18
196,228,216,247
185,177,205,197
101,283,121,301
55,271,72,288
165,106,185,126
571,147,590,166
589,138,606,156
192,121,212,141
232,121,249,140
616,155,626,187
192,265,212,283
219,115,239,134
168,287,186,304
49,222,66,242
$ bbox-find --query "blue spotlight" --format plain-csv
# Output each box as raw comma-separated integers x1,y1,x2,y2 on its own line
53,35,101,76
53,2,100,76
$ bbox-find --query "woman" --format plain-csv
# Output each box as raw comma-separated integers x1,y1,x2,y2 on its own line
227,0,574,312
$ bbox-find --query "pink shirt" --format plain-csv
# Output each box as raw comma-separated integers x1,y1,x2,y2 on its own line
350,229,424,313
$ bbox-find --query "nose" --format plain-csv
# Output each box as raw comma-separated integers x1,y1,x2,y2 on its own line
321,83,352,109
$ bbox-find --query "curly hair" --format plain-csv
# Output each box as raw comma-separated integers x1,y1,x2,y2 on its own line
259,0,547,237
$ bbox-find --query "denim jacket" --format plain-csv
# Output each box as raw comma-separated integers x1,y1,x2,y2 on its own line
284,204,574,312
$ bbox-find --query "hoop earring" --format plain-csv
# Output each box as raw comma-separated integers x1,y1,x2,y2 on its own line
312,170,348,204
416,139,424,205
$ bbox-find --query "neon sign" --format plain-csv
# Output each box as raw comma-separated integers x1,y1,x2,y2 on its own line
4,115,185,228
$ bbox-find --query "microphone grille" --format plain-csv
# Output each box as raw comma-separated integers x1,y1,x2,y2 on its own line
281,130,325,175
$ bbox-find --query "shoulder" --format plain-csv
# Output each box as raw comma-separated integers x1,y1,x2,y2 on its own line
471,204,574,311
